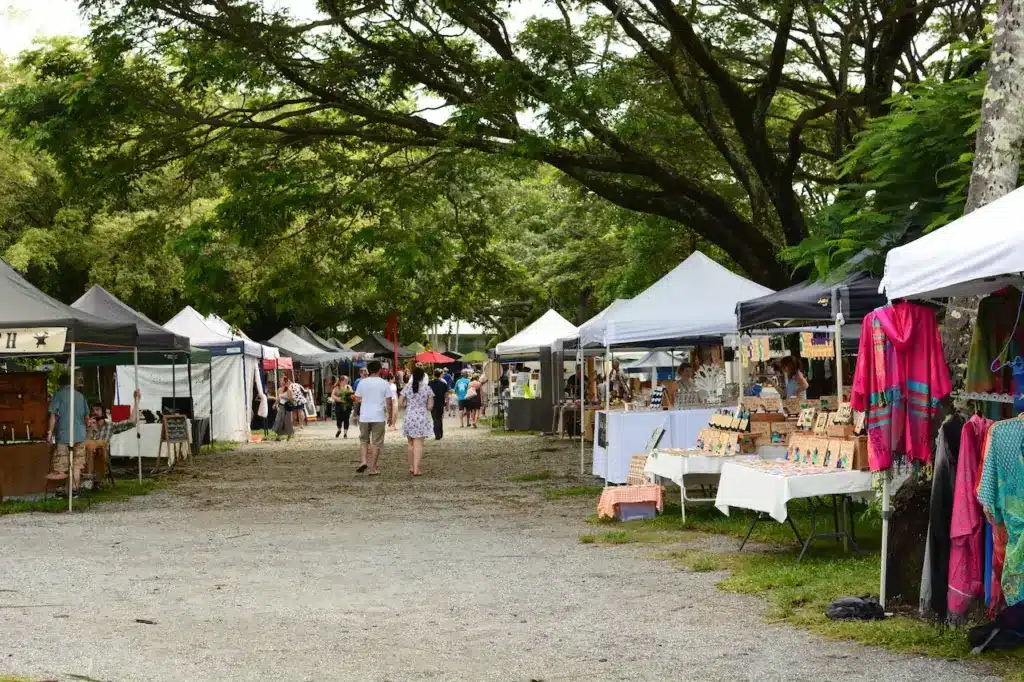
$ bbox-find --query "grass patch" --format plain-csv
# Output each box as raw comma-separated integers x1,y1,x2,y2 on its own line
579,534,596,544
544,485,604,500
509,470,553,482
688,553,727,573
201,440,239,454
596,530,632,544
0,477,164,516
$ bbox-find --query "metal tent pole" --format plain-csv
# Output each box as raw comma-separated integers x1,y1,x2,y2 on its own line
68,343,76,512
579,346,585,475
604,343,610,487
134,347,141,483
881,476,890,609
209,359,215,443
833,312,845,405
187,355,195,453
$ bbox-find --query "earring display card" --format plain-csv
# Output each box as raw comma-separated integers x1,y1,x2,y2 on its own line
852,410,866,434
838,441,856,470
832,403,853,425
797,408,817,430
813,412,831,435
761,396,782,413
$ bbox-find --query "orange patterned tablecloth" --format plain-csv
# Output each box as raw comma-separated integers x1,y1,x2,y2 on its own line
597,485,664,519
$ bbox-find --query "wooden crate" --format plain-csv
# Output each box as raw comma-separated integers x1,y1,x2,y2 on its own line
627,455,649,486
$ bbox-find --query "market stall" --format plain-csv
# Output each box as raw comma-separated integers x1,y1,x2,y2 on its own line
877,187,1024,620
495,309,578,432
575,252,774,483
703,268,886,555
73,285,213,468
0,260,138,508
162,306,262,442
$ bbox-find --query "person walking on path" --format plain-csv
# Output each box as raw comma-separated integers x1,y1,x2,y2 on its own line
330,376,354,438
352,366,368,426
400,366,434,476
427,369,448,440
353,361,393,475
272,378,296,441
387,374,399,431
455,370,471,427
467,373,487,428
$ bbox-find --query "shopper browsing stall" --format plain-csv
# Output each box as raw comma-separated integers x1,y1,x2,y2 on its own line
778,356,808,400
47,372,89,491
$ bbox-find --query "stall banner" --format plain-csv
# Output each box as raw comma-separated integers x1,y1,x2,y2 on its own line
0,327,67,354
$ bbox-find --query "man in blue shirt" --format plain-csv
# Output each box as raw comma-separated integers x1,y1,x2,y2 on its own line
48,372,89,490
455,370,471,428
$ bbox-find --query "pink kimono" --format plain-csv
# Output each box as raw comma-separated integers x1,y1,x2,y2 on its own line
850,302,952,471
947,415,992,620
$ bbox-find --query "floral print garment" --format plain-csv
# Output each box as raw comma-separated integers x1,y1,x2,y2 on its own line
401,382,434,439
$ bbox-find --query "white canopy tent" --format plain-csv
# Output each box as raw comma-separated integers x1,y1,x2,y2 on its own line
880,185,1024,300
579,251,775,347
495,309,578,357
574,299,632,348
143,306,263,442
206,312,279,361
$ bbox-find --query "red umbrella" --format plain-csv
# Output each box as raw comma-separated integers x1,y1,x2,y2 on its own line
415,350,455,364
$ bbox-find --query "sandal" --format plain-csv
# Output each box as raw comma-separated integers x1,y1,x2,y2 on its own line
356,464,368,473
368,470,380,476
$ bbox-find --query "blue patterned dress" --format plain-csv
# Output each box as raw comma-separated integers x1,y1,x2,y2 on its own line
977,419,1024,607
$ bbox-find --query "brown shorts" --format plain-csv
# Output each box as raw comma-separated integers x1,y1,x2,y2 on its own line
359,421,386,446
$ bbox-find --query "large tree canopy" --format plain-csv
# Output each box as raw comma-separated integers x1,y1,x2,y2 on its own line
74,0,989,287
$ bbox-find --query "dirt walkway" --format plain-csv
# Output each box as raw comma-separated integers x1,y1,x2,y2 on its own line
0,420,999,681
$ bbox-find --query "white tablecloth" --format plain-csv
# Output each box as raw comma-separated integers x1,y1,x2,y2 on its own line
715,461,873,522
644,450,759,485
109,421,191,460
592,408,717,484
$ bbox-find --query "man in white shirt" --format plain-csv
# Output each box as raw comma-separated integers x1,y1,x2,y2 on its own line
353,360,394,475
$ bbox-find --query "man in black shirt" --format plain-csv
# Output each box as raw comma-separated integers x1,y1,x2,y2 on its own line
427,369,449,440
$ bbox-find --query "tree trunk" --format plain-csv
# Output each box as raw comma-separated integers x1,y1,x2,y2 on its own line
942,0,1024,383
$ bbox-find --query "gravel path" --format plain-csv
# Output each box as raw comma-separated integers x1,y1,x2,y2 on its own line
0,419,999,681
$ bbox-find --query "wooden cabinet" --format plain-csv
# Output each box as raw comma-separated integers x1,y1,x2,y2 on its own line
0,373,49,441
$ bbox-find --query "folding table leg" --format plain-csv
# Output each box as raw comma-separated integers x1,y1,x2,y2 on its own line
739,514,761,551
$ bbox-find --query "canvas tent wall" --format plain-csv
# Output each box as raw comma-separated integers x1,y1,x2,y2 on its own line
159,306,261,442
494,309,577,357
578,251,773,348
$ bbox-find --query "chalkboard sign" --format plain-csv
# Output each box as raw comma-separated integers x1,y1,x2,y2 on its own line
303,400,317,420
597,412,607,448
162,415,189,443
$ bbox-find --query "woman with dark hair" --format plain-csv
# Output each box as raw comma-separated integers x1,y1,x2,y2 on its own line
330,375,354,438
778,356,809,399
400,366,434,475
